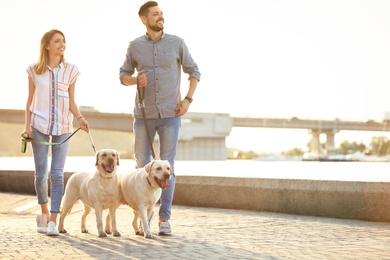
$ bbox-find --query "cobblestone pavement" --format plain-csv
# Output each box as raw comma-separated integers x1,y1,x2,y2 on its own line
0,192,390,260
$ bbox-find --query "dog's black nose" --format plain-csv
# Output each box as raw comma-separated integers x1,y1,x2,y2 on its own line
107,157,114,164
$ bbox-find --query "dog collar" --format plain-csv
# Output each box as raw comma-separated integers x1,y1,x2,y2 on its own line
99,173,112,179
146,176,152,186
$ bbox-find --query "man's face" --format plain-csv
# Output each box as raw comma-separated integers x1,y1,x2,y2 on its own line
145,6,164,32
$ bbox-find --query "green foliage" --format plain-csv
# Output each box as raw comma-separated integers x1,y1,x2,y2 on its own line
227,148,261,159
369,136,390,156
282,147,304,156
338,140,366,155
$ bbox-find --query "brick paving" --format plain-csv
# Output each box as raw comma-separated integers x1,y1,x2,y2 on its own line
0,192,390,259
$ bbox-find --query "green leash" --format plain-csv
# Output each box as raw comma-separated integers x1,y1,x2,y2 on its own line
21,128,96,153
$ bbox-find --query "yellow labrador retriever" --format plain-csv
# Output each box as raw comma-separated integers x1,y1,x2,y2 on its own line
118,160,172,238
58,149,120,237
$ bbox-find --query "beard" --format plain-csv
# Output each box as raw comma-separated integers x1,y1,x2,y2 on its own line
149,25,164,32
148,20,164,32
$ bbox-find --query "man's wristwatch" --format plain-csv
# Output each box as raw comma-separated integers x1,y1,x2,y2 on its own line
185,96,193,103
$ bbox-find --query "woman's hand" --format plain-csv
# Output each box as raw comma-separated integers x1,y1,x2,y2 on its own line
20,129,32,141
77,116,90,132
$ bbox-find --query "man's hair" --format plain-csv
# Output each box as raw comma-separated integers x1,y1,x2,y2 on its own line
138,1,158,16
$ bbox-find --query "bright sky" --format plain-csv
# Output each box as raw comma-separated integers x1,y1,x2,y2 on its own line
1,0,390,152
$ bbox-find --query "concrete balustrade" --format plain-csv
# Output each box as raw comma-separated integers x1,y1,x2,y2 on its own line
1,170,389,222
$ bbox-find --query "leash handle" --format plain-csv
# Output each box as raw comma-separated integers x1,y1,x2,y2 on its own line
21,134,28,153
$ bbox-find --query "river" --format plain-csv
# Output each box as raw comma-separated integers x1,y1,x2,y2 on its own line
1,157,389,183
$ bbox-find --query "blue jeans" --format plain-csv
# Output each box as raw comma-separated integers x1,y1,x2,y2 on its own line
31,127,71,214
133,117,181,221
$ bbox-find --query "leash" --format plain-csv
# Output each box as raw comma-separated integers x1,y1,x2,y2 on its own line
136,76,156,159
21,127,96,153
88,131,96,153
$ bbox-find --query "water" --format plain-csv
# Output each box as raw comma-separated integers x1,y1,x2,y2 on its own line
1,157,390,182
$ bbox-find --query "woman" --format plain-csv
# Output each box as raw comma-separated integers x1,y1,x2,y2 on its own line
21,29,89,236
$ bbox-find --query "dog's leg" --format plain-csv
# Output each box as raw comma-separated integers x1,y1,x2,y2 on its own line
139,206,154,239
81,203,91,233
93,204,107,237
107,206,120,237
133,210,143,236
105,212,111,234
58,208,68,234
58,194,77,233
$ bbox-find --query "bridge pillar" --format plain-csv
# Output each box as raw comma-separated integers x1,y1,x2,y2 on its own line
325,131,335,152
310,130,321,154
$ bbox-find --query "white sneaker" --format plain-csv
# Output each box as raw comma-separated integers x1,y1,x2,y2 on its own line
47,221,59,236
36,214,47,233
158,220,172,236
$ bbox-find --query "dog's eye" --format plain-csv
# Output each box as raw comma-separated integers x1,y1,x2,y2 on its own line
102,154,107,157
156,167,162,171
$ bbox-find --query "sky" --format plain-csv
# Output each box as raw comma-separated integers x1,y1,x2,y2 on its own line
1,0,390,152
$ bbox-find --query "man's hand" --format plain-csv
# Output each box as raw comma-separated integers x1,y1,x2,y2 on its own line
137,70,147,88
175,99,190,116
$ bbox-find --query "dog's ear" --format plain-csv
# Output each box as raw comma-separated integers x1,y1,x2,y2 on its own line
164,160,172,176
144,161,154,174
116,151,120,166
95,151,100,166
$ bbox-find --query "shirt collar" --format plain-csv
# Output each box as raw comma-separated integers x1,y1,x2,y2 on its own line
47,61,64,71
145,31,165,42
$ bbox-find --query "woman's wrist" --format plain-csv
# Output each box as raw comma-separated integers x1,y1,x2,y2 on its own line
76,115,83,120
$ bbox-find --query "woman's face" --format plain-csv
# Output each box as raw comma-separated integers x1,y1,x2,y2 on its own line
46,33,66,57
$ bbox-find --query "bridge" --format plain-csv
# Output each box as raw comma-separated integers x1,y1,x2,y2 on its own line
1,109,388,160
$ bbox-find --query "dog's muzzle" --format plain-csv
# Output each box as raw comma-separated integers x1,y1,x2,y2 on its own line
154,172,171,189
102,158,116,173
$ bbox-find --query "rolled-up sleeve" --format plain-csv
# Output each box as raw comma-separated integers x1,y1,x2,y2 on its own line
119,43,135,85
181,39,201,82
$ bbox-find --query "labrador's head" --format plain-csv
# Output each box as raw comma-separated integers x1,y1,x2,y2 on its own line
144,160,172,189
95,149,120,176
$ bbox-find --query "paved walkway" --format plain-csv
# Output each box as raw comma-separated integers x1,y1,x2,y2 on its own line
0,192,390,259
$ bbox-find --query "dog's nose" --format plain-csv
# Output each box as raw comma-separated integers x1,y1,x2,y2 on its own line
107,157,114,164
163,172,170,179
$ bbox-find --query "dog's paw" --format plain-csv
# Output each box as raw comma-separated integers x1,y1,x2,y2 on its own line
105,229,112,235
135,230,144,236
113,231,121,237
81,228,89,233
59,229,67,234
98,232,108,237
144,233,154,239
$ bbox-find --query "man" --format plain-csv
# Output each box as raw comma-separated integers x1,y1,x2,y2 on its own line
119,1,201,235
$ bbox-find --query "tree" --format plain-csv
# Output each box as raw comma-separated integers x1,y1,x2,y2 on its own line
338,140,366,154
282,147,304,156
369,136,390,156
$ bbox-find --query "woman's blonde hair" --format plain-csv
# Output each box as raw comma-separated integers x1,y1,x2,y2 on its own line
35,29,67,74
